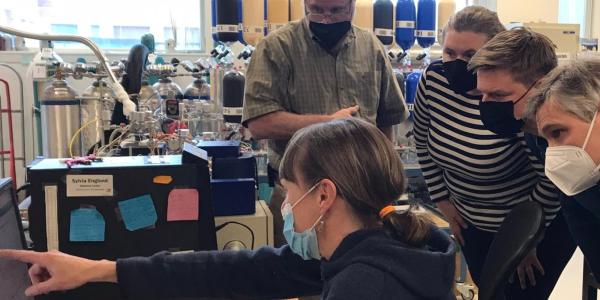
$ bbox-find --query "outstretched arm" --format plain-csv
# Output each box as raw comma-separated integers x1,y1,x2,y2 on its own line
0,246,323,299
0,250,116,297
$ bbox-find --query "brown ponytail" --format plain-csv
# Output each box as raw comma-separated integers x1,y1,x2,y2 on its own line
382,208,432,248
280,118,434,249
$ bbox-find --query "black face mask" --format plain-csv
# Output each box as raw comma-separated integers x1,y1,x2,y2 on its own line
479,84,535,137
443,59,478,94
309,21,352,51
479,101,525,137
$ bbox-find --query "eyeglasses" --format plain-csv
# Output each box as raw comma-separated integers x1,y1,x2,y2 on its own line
306,5,352,23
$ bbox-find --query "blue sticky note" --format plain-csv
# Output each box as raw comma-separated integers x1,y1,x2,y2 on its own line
70,208,105,242
118,195,158,231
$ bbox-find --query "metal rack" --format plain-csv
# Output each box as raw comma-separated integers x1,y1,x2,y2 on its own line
0,68,25,188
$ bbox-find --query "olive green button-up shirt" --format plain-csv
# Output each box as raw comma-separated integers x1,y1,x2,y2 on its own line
242,19,408,169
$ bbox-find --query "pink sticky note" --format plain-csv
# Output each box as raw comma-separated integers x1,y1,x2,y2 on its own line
167,189,199,221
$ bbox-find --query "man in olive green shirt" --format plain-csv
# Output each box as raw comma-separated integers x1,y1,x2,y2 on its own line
242,0,408,246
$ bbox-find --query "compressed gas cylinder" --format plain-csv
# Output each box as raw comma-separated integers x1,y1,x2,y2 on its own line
405,71,422,116
241,0,265,46
222,70,245,124
353,0,373,31
437,0,456,41
416,0,436,48
373,0,394,47
184,79,211,101
395,0,416,52
290,0,305,21
216,0,239,43
267,0,289,33
394,70,406,98
237,0,245,44
211,0,218,42
153,78,183,101
41,79,81,158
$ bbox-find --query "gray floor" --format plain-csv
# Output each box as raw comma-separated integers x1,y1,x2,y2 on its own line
550,248,599,300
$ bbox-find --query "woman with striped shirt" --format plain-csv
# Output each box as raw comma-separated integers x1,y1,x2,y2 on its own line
413,6,574,299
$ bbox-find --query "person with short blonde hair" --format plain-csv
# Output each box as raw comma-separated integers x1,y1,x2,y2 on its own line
469,28,557,86
526,58,600,279
463,26,577,297
468,27,557,135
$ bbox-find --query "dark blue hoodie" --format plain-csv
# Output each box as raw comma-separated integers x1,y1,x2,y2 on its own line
116,227,455,299
321,227,456,299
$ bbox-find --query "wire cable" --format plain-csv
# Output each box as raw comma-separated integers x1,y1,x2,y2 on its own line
68,118,98,158
95,126,130,156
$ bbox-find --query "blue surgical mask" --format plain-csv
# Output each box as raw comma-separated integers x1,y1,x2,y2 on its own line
281,183,323,260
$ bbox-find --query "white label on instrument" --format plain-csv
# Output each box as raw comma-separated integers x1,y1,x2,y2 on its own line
45,185,59,251
216,24,239,33
222,107,243,116
396,21,415,29
32,65,47,79
41,48,53,59
66,175,114,197
244,26,265,34
374,28,394,37
407,103,415,112
415,30,436,38
556,52,571,60
268,23,287,31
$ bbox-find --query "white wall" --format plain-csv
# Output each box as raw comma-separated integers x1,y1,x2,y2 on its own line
496,0,559,23
473,0,497,11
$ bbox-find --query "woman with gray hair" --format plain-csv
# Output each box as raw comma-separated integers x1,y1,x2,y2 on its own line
527,58,600,279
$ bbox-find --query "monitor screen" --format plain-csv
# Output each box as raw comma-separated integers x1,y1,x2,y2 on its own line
0,178,32,300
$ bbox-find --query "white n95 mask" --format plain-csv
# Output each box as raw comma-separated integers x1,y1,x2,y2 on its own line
545,111,600,196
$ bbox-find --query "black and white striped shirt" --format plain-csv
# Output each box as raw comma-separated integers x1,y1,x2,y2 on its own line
413,61,561,232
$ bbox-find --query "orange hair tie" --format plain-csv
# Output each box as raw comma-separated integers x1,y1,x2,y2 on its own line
379,205,396,219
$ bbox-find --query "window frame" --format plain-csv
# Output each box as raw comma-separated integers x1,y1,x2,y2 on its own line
3,0,208,54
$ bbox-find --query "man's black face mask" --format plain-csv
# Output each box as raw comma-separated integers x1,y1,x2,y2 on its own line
309,21,352,51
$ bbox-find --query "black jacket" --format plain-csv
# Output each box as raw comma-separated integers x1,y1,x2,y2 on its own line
563,183,600,278
524,133,600,278
321,227,456,299
116,227,455,299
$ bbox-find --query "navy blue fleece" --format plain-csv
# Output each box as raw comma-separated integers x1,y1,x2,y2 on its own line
116,227,455,299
